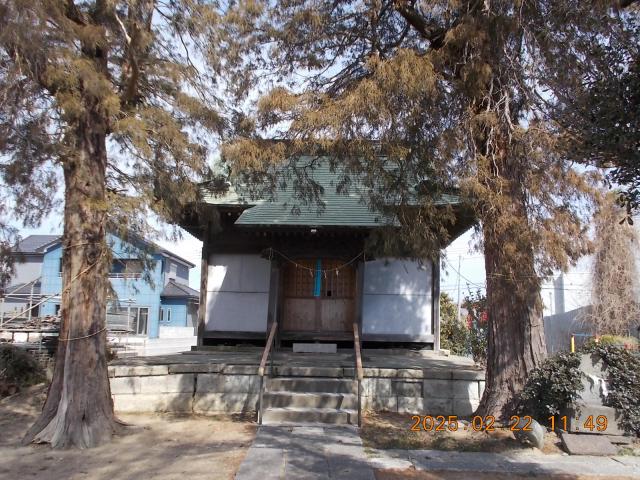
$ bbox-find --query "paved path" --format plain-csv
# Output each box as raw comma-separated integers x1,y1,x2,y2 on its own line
234,426,375,480
236,427,640,479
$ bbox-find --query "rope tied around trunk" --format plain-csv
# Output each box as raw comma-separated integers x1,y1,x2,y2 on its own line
58,326,107,341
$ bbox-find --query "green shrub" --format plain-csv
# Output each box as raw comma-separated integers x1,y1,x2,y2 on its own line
0,345,46,396
519,351,584,423
583,343,640,436
597,335,638,349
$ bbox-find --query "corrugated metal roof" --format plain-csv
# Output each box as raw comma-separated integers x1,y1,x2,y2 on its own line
202,157,460,227
3,281,42,296
15,235,60,253
160,280,199,299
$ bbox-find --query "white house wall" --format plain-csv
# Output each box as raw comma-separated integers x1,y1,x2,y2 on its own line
362,258,433,338
205,254,271,332
10,257,43,286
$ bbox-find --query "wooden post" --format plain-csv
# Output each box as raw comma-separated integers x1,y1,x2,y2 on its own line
197,221,210,348
432,254,441,351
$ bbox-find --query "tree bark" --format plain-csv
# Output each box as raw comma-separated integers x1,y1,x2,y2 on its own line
476,227,547,420
22,106,124,449
474,152,547,420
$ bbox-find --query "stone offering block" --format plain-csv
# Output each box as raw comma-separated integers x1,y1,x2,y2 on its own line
292,343,337,353
565,405,626,436
560,431,618,456
578,354,608,405
513,417,545,449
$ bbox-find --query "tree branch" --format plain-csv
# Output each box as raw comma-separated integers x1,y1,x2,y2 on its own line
393,0,484,50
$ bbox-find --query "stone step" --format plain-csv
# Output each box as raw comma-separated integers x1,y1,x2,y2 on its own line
261,407,356,425
266,377,357,394
272,366,348,377
263,392,357,409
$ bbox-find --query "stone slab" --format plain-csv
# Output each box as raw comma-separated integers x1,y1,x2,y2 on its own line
362,368,399,378
168,363,222,374
362,395,398,412
451,369,485,381
192,393,258,414
112,393,193,413
423,379,480,400
363,378,392,397
452,398,479,417
606,435,634,445
560,431,619,456
138,374,195,394
293,343,337,353
196,373,260,393
112,365,169,377
392,381,423,397
565,405,625,436
397,396,452,414
110,376,141,395
222,364,259,374
275,366,344,377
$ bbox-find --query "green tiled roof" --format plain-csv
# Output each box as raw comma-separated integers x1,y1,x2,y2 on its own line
202,158,460,228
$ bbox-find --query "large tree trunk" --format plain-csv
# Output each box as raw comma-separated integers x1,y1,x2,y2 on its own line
475,225,547,420
474,153,547,420
22,108,124,449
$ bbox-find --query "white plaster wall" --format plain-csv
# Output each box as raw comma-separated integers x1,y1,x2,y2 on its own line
362,258,433,337
205,254,271,332
10,257,43,286
159,326,196,338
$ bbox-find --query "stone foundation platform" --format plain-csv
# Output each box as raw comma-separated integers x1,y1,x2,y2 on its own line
108,350,485,417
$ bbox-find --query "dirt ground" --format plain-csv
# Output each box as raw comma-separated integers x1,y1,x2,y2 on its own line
361,412,565,454
0,384,256,480
374,469,639,480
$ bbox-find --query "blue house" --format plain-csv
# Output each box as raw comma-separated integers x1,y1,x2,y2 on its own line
2,234,199,339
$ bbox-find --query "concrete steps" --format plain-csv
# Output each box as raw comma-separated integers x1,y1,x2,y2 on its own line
263,391,357,409
261,407,356,425
262,376,359,426
267,377,357,394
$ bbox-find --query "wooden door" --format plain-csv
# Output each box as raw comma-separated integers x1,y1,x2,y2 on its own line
282,258,356,334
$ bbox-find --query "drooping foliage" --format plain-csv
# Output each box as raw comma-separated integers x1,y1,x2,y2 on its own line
220,0,637,417
554,5,640,213
0,0,259,267
0,0,257,448
586,195,640,336
439,293,467,356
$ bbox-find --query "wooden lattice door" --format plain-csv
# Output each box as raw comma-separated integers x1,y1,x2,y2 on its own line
282,258,356,334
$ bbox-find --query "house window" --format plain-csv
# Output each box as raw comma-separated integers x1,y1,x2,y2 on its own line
110,259,143,278
166,308,171,323
135,307,149,335
160,308,164,322
106,305,149,335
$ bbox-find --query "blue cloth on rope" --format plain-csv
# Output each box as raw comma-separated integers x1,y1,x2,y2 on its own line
313,258,322,297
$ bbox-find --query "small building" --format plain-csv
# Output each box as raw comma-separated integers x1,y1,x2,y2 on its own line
182,158,472,349
1,233,199,339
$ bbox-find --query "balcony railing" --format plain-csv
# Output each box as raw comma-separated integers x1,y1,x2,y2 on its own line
108,273,142,279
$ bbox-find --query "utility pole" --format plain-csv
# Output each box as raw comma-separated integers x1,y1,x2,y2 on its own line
456,255,462,322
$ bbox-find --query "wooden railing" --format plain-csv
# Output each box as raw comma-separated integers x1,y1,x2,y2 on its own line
353,322,364,427
257,321,278,424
